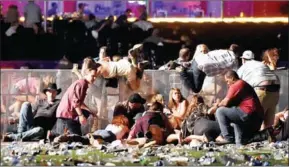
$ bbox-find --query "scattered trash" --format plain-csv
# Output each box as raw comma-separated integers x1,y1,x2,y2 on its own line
104,162,116,166
0,140,288,166
154,160,164,166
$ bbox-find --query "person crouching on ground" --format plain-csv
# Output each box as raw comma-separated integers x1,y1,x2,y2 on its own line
54,61,100,136
209,70,264,146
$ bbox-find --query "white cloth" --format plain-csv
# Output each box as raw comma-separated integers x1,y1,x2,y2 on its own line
24,2,42,27
106,59,134,78
194,49,237,76
105,124,123,135
237,60,279,87
5,26,17,36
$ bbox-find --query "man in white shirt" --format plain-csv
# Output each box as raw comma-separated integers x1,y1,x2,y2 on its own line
24,0,42,29
180,49,238,93
237,50,280,130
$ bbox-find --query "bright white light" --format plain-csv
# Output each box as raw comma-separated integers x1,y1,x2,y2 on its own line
128,1,146,5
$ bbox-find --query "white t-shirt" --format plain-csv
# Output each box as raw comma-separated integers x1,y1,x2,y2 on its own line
105,124,123,135
237,60,279,87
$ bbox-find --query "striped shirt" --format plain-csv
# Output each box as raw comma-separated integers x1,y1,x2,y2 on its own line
194,50,238,76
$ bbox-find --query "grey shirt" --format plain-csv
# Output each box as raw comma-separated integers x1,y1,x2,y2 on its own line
24,2,42,27
237,60,279,87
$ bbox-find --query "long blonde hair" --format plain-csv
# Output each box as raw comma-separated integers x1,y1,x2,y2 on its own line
168,88,186,110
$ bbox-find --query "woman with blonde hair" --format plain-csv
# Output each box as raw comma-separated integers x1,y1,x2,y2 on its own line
262,48,279,70
165,88,188,144
167,88,188,129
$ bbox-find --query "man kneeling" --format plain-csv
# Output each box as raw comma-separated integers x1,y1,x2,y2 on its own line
209,70,264,145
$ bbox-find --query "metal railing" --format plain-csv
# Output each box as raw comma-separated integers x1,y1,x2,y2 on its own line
1,69,288,134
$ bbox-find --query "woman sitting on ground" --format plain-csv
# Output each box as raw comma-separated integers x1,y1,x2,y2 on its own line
181,95,221,144
167,88,188,129
166,88,188,144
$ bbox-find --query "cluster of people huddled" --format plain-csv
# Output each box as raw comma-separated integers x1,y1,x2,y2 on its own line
2,40,288,148
0,0,288,150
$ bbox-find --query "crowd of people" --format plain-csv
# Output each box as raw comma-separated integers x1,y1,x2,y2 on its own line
0,0,288,148
2,41,288,148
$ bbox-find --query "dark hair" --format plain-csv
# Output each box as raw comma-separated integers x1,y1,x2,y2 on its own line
51,2,57,7
149,102,164,112
9,5,18,10
78,3,85,9
229,44,240,57
89,14,95,20
113,104,127,117
126,9,132,13
225,70,239,80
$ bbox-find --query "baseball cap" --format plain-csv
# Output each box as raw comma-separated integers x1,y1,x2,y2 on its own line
240,50,254,60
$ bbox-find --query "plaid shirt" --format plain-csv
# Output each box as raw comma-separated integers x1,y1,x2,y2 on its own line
194,50,238,76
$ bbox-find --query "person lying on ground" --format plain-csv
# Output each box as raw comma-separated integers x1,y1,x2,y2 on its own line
52,114,130,145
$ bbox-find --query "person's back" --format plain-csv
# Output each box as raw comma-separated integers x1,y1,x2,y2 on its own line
238,60,279,87
195,49,237,76
24,1,41,27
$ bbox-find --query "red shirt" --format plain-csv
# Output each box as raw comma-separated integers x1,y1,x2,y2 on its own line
225,80,263,115
129,112,173,139
56,79,89,119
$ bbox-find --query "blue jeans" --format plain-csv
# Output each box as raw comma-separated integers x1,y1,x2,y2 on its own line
215,107,262,145
9,102,44,141
180,60,206,93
